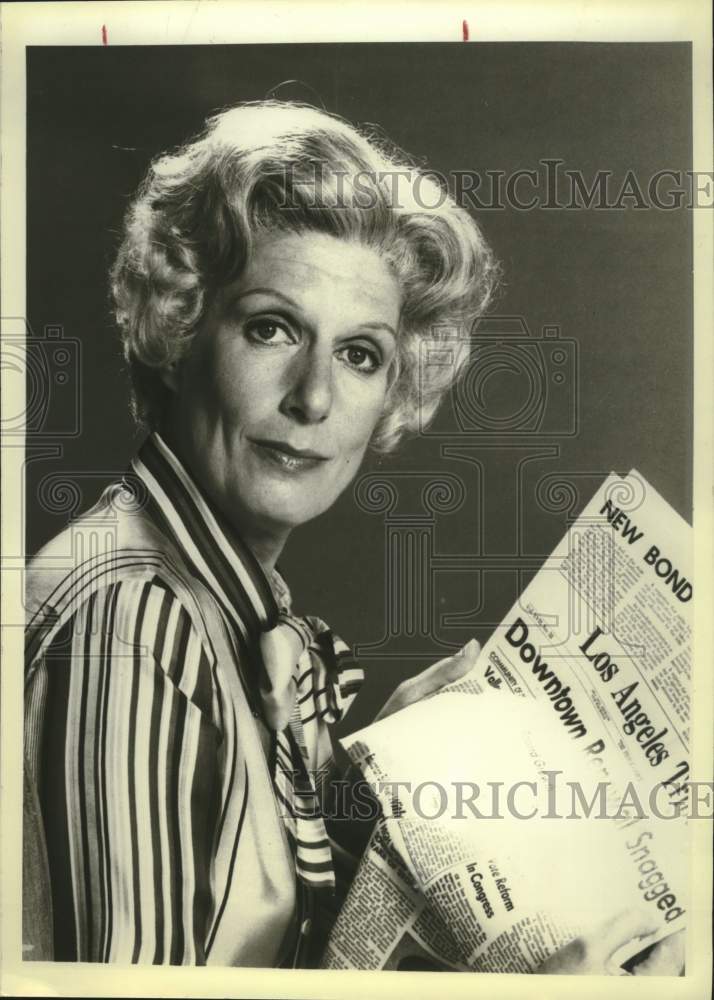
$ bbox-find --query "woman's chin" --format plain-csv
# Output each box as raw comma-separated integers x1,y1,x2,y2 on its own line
233,490,327,538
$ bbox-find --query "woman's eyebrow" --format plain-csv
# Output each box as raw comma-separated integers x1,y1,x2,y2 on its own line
357,321,397,340
232,287,397,338
231,286,300,308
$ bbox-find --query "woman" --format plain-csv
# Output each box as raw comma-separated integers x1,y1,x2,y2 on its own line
23,100,681,972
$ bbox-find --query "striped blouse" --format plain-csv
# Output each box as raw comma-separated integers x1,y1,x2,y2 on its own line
23,431,364,965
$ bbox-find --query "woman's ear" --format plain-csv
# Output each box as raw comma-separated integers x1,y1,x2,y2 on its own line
159,361,180,393
385,353,401,396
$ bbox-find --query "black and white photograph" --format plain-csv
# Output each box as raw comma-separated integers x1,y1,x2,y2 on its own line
1,2,711,996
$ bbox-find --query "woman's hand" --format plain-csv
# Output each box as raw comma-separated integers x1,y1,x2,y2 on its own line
374,639,481,723
537,909,685,975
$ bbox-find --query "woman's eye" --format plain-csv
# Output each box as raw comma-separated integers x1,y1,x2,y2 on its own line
245,319,293,345
340,344,382,374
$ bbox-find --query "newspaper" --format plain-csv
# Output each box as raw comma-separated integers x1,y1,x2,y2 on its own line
321,471,691,972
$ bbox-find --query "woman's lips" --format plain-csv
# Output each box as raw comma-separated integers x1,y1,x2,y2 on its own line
250,438,329,473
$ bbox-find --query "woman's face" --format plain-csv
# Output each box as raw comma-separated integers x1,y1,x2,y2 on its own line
163,230,401,547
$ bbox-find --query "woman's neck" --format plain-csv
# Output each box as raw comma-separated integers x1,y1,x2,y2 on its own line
157,425,289,577
235,524,288,577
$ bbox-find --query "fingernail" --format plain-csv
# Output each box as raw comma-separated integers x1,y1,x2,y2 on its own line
464,638,479,656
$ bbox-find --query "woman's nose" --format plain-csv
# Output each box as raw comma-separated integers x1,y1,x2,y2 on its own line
280,347,333,424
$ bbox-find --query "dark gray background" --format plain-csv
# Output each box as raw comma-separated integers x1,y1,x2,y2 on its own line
26,43,692,727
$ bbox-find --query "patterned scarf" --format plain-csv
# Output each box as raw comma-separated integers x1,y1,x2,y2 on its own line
260,612,363,890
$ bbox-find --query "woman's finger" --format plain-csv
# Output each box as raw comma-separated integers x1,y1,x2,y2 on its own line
630,930,685,976
537,908,657,975
404,639,481,703
596,907,658,966
374,640,481,722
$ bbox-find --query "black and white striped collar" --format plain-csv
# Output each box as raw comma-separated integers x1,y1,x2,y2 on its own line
130,431,283,643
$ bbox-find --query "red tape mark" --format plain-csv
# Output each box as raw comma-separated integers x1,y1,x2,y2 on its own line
101,24,108,46
462,19,469,41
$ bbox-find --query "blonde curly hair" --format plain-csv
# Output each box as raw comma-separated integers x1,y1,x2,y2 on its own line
111,101,499,451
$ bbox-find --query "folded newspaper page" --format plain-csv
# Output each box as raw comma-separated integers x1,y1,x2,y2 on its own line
322,471,690,972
